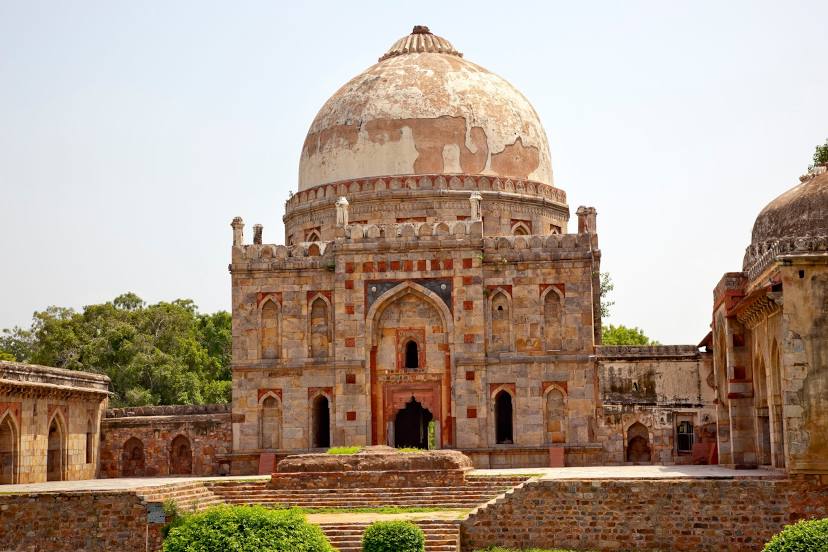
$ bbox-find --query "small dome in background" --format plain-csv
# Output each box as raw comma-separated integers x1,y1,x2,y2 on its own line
298,26,553,191
744,168,828,270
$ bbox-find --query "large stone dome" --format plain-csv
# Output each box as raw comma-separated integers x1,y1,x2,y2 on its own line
298,26,553,191
743,168,828,271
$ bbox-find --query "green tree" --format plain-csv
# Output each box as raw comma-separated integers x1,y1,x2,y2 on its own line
602,324,660,346
599,272,614,319
2,293,232,407
0,351,16,362
813,138,828,167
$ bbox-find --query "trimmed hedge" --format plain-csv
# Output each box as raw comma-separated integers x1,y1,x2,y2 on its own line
764,518,828,552
362,520,425,552
163,505,334,552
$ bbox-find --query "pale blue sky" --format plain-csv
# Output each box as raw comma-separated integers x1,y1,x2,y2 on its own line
1,1,826,344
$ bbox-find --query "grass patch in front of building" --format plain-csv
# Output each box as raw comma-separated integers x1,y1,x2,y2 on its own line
326,446,362,455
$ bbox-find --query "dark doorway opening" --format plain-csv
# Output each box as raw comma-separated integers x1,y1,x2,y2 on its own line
47,417,64,481
626,422,652,463
494,391,514,444
312,395,330,448
394,397,433,449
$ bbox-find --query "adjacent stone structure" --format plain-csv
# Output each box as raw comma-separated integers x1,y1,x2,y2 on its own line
0,361,109,484
99,404,232,478
711,166,828,474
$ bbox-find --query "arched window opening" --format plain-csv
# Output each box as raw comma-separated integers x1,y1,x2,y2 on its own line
85,418,94,464
545,389,566,444
170,435,193,475
490,292,511,353
47,416,65,481
494,391,514,445
543,290,563,351
122,437,145,477
404,340,419,369
310,297,330,358
0,415,17,484
260,396,282,450
261,299,280,360
626,422,651,463
307,243,321,256
311,395,330,448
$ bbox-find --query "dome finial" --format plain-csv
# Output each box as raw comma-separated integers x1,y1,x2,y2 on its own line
379,26,462,61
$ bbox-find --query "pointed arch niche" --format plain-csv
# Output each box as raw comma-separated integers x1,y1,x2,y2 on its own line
259,294,282,360
47,412,67,481
0,411,19,484
308,293,332,358
488,288,512,354
543,383,567,444
542,285,564,351
258,391,283,450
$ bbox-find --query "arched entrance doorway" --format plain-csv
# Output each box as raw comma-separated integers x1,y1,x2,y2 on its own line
311,395,330,448
495,391,514,444
394,397,433,449
0,414,17,484
47,416,65,481
169,435,192,475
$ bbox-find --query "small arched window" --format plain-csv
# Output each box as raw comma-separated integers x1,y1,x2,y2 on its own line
404,340,419,369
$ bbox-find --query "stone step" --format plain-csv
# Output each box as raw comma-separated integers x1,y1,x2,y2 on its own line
319,521,459,552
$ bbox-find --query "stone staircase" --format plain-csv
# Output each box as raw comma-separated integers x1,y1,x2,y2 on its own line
319,520,461,552
135,481,223,513
205,475,529,509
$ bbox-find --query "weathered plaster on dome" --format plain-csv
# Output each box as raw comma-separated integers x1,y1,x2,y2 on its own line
299,51,553,190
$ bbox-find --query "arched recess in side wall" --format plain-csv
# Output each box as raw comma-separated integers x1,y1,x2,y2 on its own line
308,294,333,358
541,286,564,351
626,421,651,463
0,412,19,484
259,392,283,450
259,295,282,360
543,385,567,444
488,289,512,354
169,434,193,475
122,437,145,477
47,412,67,482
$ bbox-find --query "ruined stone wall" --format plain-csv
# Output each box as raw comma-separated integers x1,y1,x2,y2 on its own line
0,491,159,551
595,347,717,464
99,405,232,478
0,362,109,484
461,477,828,552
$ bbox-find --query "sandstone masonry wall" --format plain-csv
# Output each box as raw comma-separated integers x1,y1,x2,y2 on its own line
461,477,828,552
100,405,232,478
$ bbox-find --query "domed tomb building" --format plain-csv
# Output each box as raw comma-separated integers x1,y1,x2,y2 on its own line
227,27,717,472
711,165,828,473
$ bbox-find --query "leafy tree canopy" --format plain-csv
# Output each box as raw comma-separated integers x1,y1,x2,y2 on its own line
813,138,828,167
1,293,231,407
602,324,660,346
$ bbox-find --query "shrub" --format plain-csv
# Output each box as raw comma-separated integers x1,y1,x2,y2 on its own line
163,505,334,552
764,518,828,552
362,520,425,552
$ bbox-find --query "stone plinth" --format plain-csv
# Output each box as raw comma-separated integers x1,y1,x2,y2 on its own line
270,446,472,488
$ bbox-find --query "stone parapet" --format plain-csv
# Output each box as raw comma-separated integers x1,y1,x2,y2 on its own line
285,174,568,213
742,234,828,280
0,360,110,394
105,403,229,418
596,345,700,359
